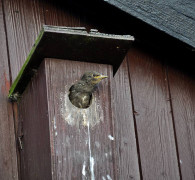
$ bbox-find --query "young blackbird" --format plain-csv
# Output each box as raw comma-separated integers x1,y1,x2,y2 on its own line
69,71,108,108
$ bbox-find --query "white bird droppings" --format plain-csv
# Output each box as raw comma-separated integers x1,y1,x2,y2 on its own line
82,161,86,176
88,121,95,180
108,135,114,141
107,174,112,180
53,116,57,130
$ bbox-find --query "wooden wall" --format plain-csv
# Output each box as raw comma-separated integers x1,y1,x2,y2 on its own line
0,0,194,179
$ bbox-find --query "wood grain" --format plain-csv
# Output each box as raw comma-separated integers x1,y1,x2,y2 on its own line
112,59,140,179
127,47,180,179
3,0,44,80
19,62,52,180
43,0,90,29
0,0,18,179
45,58,115,179
168,68,195,179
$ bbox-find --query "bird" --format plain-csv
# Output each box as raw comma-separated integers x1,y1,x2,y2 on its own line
69,71,108,108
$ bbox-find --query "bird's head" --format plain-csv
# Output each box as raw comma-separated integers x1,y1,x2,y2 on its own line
81,71,108,86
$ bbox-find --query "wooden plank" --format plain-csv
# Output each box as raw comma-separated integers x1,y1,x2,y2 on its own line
43,0,87,27
8,25,133,99
0,0,18,179
45,58,115,179
105,0,195,48
112,59,140,179
19,62,52,180
127,47,180,179
168,68,195,179
3,0,44,80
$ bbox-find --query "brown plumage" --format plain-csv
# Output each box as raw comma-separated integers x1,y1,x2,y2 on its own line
69,71,108,108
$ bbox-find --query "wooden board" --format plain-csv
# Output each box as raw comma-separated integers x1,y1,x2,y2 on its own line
0,0,18,179
112,59,140,179
18,58,116,179
43,0,87,27
45,58,115,179
127,47,180,179
19,62,52,180
8,25,134,99
168,68,195,179
3,0,44,81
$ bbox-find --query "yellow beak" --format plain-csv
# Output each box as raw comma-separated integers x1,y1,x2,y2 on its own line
95,75,108,80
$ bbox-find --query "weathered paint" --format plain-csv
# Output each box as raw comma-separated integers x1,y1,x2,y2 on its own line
1,72,10,95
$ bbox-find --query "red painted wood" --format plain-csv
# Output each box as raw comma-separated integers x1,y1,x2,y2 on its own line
3,0,44,80
127,47,180,179
19,62,52,180
45,59,114,179
43,0,104,32
0,0,18,179
2,0,193,179
43,1,83,27
19,58,115,179
112,59,140,179
168,68,195,179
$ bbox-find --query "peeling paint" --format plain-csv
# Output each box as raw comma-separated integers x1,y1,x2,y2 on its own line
60,86,104,128
108,135,114,141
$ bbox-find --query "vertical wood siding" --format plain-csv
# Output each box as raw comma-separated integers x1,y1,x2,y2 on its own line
127,47,180,179
0,0,18,179
112,59,140,179
168,68,195,179
0,0,194,179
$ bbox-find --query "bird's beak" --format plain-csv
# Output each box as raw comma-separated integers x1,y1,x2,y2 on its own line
96,75,108,80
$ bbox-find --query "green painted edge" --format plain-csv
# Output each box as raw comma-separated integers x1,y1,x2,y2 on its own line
8,28,45,98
